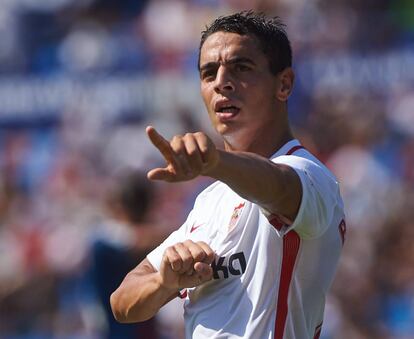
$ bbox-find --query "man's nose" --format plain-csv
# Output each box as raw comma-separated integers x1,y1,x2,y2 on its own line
214,66,235,93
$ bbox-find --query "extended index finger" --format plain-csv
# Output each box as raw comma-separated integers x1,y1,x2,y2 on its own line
146,126,175,164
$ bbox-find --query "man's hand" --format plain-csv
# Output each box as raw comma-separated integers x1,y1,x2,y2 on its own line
146,126,219,182
159,240,215,292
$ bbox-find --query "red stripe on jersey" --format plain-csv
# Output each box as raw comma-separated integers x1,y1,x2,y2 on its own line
274,231,301,339
271,143,303,337
313,322,323,339
286,145,305,156
269,214,285,231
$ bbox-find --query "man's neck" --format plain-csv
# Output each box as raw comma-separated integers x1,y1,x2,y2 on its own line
223,127,294,158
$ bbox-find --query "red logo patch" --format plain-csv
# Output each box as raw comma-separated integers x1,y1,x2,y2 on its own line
190,223,203,233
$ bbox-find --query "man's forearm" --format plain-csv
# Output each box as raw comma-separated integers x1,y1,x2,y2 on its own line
110,271,176,323
143,127,301,220
205,150,301,221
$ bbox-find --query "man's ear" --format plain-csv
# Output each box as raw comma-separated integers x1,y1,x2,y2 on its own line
276,67,294,102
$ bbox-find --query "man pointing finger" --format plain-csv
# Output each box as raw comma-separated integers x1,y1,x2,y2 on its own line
111,11,345,339
145,126,219,182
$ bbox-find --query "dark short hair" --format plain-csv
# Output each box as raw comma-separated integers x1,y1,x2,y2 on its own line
198,11,292,75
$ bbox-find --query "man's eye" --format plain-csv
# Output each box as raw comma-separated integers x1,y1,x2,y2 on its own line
235,64,250,72
202,70,216,80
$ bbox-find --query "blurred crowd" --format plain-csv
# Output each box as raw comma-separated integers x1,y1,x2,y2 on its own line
0,0,413,338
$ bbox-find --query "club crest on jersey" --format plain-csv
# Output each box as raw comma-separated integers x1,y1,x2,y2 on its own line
228,202,245,232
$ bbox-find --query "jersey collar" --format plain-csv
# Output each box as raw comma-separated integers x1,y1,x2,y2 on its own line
269,139,301,159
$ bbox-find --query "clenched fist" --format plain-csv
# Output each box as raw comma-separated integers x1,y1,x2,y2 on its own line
146,126,219,182
159,240,215,291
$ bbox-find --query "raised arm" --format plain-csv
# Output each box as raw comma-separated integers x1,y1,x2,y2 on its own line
146,126,301,221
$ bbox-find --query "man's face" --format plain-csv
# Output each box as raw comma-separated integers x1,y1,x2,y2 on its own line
199,31,281,151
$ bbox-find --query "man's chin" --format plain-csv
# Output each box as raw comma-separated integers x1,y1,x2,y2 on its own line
216,124,237,140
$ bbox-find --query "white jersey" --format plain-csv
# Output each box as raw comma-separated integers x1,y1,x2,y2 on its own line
147,139,345,339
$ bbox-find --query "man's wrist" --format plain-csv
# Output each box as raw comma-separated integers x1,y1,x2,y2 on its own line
202,149,225,178
154,272,179,295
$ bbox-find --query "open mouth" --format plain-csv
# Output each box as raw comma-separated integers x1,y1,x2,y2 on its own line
215,103,240,121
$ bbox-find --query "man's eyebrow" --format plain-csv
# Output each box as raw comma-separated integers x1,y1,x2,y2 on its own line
199,57,256,72
227,57,256,66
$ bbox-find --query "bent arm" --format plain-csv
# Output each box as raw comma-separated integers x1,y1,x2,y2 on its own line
111,240,214,323
110,258,177,323
206,150,302,222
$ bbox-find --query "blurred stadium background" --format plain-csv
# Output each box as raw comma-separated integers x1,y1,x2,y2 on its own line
0,0,413,338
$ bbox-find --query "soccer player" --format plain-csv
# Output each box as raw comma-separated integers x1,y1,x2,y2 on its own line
110,11,345,339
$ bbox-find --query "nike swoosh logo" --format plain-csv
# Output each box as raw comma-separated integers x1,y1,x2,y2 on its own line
190,223,203,233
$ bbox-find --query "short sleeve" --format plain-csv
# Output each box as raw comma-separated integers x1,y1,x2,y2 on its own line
272,155,343,239
146,210,195,271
